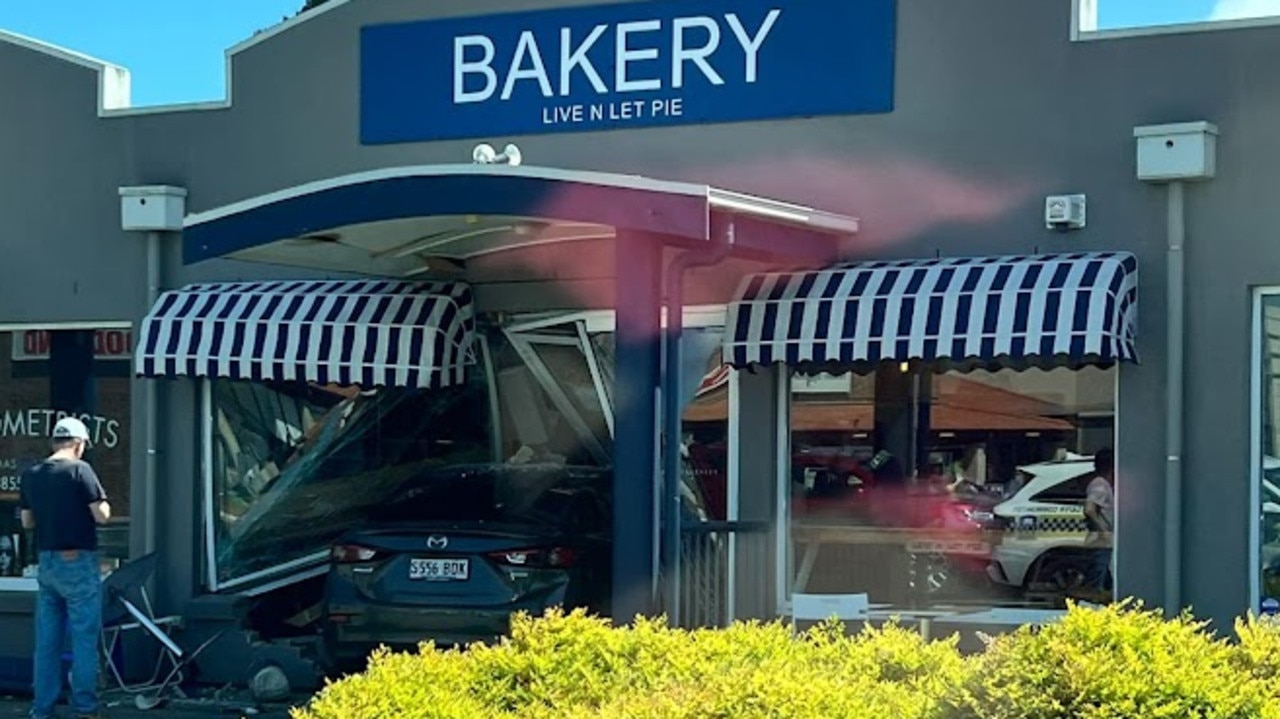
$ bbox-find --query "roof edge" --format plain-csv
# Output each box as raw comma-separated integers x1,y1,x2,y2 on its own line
184,164,715,228
16,0,357,119
0,28,132,113
184,164,860,243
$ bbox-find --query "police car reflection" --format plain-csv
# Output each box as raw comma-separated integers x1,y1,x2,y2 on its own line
986,455,1106,600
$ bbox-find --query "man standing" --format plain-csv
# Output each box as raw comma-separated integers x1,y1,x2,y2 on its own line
19,417,111,719
1082,447,1116,603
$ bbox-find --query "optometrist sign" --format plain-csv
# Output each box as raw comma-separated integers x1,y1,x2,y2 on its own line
359,0,896,145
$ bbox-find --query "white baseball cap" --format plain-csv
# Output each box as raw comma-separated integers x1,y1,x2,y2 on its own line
52,417,92,447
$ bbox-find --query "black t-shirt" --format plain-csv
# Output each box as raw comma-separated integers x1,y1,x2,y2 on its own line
18,458,107,552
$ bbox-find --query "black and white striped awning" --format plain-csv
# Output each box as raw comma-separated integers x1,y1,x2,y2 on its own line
135,279,475,388
725,252,1138,371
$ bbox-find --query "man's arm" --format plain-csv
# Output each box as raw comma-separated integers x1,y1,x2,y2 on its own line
1084,498,1111,524
79,464,111,525
17,472,33,529
1084,485,1114,535
1084,497,1100,522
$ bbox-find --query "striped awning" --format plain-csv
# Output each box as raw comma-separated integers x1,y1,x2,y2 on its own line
725,252,1138,371
135,279,475,388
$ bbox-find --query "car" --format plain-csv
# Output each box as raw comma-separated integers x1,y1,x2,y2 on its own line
320,462,612,664
985,455,1106,597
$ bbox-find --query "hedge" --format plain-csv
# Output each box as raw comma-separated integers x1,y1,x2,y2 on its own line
293,602,1280,719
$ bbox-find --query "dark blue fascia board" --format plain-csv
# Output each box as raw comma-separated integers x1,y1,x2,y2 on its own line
184,174,711,265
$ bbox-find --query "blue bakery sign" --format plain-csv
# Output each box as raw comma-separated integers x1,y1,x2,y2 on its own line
359,0,897,145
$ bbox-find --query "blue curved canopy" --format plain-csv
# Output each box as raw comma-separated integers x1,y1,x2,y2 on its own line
183,165,860,276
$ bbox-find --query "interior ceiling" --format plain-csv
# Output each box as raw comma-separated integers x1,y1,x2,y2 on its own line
230,214,617,279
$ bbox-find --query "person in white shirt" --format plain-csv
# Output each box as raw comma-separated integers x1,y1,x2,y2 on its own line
1082,448,1115,599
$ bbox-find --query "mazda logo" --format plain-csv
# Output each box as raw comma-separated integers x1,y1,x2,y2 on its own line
426,535,448,550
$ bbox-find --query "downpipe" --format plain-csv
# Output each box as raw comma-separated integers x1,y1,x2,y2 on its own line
144,230,161,555
1163,181,1185,615
661,221,734,625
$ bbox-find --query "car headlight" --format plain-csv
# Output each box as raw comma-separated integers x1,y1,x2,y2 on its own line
964,508,995,523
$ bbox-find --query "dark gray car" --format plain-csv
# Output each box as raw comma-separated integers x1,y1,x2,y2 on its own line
320,462,611,662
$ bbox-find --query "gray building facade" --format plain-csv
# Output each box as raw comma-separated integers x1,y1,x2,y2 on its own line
0,0,1274,691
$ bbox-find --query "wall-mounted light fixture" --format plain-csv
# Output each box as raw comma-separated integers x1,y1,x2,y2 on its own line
472,143,523,166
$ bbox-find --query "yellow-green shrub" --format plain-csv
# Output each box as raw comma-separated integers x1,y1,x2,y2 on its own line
1235,614,1280,712
945,600,1277,719
293,608,967,719
292,603,1280,719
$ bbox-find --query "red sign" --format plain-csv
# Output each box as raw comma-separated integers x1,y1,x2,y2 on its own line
11,329,132,362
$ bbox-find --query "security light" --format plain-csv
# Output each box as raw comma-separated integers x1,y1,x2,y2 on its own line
471,143,522,166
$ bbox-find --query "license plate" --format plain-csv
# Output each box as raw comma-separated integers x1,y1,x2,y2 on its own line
409,558,470,581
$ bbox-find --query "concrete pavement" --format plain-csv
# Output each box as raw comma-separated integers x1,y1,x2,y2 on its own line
0,692,298,719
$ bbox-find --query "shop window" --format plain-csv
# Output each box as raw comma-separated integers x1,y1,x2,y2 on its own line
1255,294,1280,608
788,364,1117,611
0,328,133,587
207,371,492,587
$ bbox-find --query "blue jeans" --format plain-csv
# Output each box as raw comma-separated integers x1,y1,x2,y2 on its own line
33,550,101,718
1085,547,1113,592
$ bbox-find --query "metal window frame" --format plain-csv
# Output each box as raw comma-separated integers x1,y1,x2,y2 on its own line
774,367,793,615
1248,288,1280,612
505,306,727,335
726,366,742,621
577,321,615,436
503,328,611,465
1071,0,1280,42
0,321,132,332
202,379,216,591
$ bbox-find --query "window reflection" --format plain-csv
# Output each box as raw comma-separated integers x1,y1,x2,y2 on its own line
678,329,726,524
788,365,1116,610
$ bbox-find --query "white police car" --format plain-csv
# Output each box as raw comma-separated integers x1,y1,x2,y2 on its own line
985,455,1102,595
